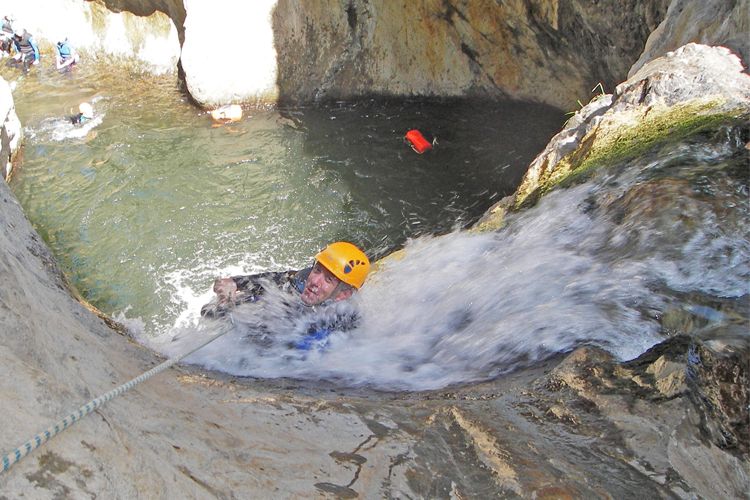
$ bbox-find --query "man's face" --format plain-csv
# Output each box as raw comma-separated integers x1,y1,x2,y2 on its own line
301,262,350,306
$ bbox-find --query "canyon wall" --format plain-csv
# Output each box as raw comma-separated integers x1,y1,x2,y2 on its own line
6,0,674,109
271,0,669,109
8,0,749,109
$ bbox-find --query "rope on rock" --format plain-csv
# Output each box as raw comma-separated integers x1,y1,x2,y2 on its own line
1,321,233,474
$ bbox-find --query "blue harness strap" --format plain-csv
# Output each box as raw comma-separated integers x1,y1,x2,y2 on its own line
293,327,332,351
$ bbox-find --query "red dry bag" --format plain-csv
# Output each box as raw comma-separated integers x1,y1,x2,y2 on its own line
405,129,433,154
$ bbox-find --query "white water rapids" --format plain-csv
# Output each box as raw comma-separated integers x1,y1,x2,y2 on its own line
145,132,749,390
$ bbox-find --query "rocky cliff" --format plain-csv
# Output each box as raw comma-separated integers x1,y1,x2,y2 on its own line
272,0,669,109
5,0,672,109
9,0,749,109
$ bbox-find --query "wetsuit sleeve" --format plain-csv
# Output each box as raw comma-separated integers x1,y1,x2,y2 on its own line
201,270,297,318
29,37,39,61
231,270,297,296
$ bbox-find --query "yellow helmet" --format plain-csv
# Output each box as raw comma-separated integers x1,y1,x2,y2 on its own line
315,241,370,289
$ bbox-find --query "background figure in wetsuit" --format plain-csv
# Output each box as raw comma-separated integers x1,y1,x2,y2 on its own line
201,241,370,350
11,26,39,70
55,38,80,70
0,15,14,57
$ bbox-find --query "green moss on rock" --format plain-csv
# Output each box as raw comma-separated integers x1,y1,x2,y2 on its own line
514,100,747,210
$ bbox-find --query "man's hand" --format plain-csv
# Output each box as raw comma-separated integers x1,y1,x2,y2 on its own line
213,277,238,305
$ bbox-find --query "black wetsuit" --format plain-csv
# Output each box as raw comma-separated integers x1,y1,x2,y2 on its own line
200,268,359,350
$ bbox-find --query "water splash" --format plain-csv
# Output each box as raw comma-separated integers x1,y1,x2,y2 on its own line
28,113,104,141
146,127,748,391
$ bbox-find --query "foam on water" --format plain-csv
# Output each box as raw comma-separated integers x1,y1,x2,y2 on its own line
136,127,750,391
27,113,104,141
144,183,742,390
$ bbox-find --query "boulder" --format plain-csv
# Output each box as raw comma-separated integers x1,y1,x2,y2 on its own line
510,44,750,210
0,78,21,181
629,0,750,77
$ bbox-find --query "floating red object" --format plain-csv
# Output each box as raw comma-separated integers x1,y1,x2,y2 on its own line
405,129,433,154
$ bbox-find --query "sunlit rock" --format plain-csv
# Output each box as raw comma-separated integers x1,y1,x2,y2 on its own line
513,43,750,209
0,77,21,181
180,0,279,106
543,336,749,499
629,0,750,77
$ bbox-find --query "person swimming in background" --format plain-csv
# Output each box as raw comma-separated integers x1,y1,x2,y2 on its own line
55,38,79,71
70,102,94,125
201,241,371,351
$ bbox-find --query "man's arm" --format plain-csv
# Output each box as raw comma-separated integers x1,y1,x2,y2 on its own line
201,270,297,318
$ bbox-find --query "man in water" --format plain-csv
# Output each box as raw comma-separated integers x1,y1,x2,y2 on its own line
201,241,370,350
70,102,94,125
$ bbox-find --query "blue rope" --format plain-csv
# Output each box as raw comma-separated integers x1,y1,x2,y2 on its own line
1,321,233,474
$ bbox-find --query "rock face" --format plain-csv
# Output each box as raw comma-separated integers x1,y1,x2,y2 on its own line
10,0,749,108
9,0,671,108
509,43,750,211
0,79,21,181
543,338,750,499
475,42,750,231
272,0,669,109
628,0,750,77
180,0,279,106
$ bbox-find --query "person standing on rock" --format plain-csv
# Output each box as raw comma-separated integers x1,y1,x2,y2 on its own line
201,241,370,351
11,26,39,70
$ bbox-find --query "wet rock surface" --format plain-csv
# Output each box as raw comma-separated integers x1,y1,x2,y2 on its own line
508,43,750,212
1,174,747,497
